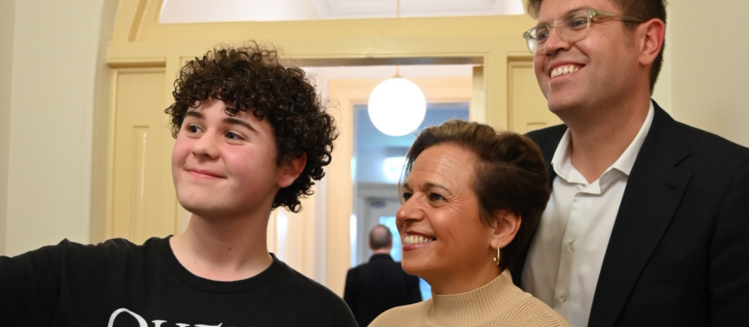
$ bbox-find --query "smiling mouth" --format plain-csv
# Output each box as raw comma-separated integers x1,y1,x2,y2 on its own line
187,169,224,179
550,64,580,78
403,234,436,245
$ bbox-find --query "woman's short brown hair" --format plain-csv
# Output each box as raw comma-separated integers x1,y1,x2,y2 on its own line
401,119,549,270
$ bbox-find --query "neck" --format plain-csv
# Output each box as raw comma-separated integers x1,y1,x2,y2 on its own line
426,270,523,326
427,262,502,295
565,96,651,182
372,248,391,255
170,209,273,281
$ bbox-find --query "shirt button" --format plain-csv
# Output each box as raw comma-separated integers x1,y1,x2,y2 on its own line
568,240,575,251
559,295,567,303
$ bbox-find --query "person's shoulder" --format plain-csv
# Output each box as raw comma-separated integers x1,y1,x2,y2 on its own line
348,260,371,272
0,237,158,294
80,237,165,260
369,300,430,327
670,119,749,157
506,296,571,327
649,104,747,156
525,124,567,147
282,263,337,295
92,237,155,252
10,237,149,263
275,260,352,304
273,261,357,325
344,261,372,280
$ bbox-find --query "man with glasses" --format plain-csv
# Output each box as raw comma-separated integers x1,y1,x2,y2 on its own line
511,0,749,326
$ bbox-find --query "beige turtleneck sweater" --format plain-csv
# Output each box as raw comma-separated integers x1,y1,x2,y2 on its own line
369,270,570,327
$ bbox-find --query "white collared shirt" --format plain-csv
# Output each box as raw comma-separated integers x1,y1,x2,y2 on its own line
522,103,655,327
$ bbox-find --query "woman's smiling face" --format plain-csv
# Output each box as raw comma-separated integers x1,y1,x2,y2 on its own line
396,143,497,293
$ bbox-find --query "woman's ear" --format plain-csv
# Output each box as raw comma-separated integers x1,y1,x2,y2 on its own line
490,209,521,250
277,152,307,188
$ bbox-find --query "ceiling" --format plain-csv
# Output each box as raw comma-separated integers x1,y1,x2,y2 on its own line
160,0,525,23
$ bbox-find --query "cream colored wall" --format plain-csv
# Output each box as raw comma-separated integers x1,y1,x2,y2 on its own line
669,0,749,147
0,0,15,255
3,0,111,256
90,0,121,245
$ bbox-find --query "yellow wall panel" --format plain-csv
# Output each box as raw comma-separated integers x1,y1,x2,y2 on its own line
508,58,562,133
109,68,177,244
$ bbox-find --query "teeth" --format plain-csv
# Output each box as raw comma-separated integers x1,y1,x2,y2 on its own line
403,234,434,245
550,64,579,78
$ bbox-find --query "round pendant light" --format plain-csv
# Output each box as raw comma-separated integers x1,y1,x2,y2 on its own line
367,76,427,136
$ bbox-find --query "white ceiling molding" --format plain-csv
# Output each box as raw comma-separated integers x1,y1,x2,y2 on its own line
160,0,524,24
160,0,320,23
310,0,523,18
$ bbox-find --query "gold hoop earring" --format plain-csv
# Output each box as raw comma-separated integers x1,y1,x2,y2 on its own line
493,248,500,266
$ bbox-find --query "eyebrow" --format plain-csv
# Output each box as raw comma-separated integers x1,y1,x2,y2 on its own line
184,110,204,120
424,182,450,194
184,110,258,133
402,182,451,194
223,117,258,133
538,6,592,24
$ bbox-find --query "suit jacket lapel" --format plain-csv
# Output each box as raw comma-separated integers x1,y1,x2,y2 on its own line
588,104,692,327
539,136,558,186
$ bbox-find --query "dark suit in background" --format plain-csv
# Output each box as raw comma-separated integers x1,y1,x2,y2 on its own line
512,102,749,326
344,253,422,327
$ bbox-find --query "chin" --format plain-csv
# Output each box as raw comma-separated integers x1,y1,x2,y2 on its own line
401,257,428,278
177,194,215,217
547,96,582,117
177,200,203,217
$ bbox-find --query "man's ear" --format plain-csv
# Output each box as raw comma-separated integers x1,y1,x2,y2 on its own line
638,18,666,66
490,209,521,250
277,152,307,188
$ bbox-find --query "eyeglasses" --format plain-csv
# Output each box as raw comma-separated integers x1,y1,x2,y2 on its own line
523,9,643,54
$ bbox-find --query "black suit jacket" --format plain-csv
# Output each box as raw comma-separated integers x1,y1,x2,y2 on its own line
512,102,749,326
343,254,422,327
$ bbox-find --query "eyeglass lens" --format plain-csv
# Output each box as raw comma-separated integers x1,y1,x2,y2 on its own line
528,11,591,53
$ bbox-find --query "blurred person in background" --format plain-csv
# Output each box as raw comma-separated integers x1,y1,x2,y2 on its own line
344,224,422,327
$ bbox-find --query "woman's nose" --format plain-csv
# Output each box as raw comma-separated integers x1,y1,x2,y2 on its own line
396,197,424,225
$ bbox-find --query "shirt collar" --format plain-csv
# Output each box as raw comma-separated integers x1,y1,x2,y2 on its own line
550,102,655,184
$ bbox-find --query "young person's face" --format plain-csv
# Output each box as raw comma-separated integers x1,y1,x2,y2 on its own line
533,0,642,116
396,144,495,292
171,98,288,219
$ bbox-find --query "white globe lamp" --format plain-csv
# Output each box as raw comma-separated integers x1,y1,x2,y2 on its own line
367,77,427,136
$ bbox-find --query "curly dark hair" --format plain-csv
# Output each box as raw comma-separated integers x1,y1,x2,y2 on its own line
165,41,338,213
400,119,549,271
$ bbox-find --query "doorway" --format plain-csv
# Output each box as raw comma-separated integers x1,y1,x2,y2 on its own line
352,98,469,299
